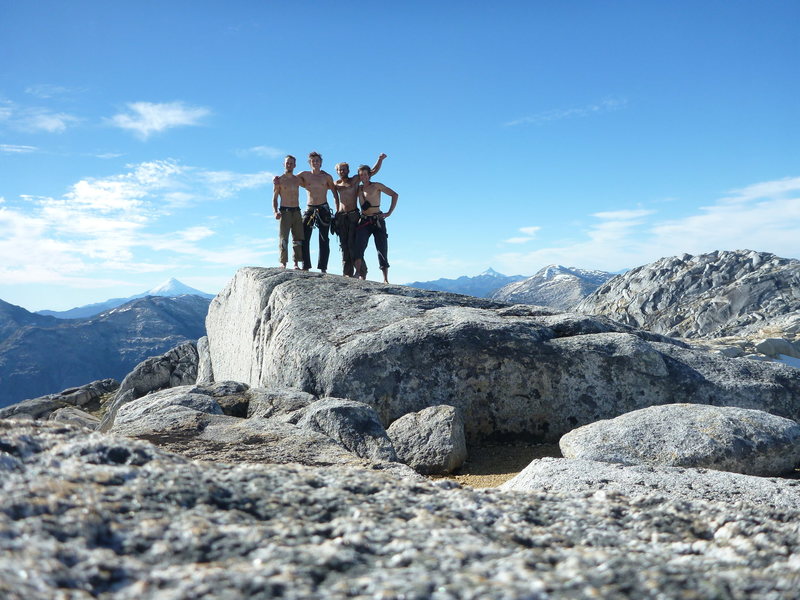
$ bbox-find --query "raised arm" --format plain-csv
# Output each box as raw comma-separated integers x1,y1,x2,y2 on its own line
370,153,387,176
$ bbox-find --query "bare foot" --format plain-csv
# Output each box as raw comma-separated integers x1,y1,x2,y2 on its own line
279,264,286,269
293,263,300,270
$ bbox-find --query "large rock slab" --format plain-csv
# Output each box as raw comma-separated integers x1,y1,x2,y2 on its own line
99,341,198,431
501,457,800,510
387,405,467,474
560,403,800,476
206,268,800,442
3,421,800,599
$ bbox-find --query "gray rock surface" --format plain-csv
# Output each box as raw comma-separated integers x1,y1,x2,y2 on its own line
0,378,118,420
206,268,800,443
560,403,800,476
755,337,800,359
99,341,198,431
576,249,800,340
501,457,800,510
294,397,398,462
196,335,214,383
47,406,101,429
491,264,614,309
387,405,467,474
3,421,800,599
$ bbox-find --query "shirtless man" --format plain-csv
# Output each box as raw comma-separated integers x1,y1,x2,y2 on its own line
353,165,398,283
334,153,386,277
297,151,340,273
272,155,304,269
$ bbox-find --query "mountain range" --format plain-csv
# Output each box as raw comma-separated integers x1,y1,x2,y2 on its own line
405,268,526,298
36,278,214,319
490,265,615,309
0,279,212,408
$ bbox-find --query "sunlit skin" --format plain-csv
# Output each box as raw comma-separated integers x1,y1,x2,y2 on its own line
335,153,386,212
354,168,398,283
297,154,340,211
272,155,303,269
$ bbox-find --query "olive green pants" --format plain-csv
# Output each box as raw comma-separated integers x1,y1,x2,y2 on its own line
278,208,304,265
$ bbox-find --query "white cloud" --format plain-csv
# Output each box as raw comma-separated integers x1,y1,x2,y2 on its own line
0,101,80,133
492,176,800,274
239,145,286,159
503,225,541,244
505,97,628,127
24,84,75,99
108,101,210,139
1,159,274,285
0,144,38,153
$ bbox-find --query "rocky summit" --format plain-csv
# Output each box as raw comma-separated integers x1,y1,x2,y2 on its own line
207,267,800,443
576,249,800,340
4,265,800,598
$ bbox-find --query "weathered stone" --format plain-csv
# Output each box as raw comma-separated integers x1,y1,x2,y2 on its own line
0,378,119,421
196,335,214,383
205,268,800,443
47,406,101,429
755,337,800,359
577,249,800,340
501,457,800,510
559,403,800,476
3,421,800,599
110,387,225,438
189,380,251,417
387,405,467,474
99,341,198,431
294,397,397,462
247,387,316,420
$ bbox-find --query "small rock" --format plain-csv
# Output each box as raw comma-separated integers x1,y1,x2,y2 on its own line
387,405,467,475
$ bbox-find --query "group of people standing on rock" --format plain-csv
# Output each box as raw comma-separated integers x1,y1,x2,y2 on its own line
272,151,398,283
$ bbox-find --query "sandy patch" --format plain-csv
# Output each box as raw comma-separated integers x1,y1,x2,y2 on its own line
431,443,562,488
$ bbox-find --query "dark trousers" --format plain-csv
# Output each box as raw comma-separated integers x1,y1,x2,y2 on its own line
338,211,367,277
355,216,389,271
302,205,331,271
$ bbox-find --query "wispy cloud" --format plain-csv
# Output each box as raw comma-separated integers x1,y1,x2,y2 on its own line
108,101,211,140
0,160,274,285
1,144,38,153
24,84,79,99
493,177,800,273
238,145,286,159
503,225,541,244
505,97,627,127
0,100,80,133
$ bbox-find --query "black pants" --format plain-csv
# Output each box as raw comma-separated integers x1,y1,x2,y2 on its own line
338,211,367,277
302,204,332,271
355,215,389,271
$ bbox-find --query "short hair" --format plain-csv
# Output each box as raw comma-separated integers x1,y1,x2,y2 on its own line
357,164,371,174
285,154,296,161
335,162,349,171
308,151,322,161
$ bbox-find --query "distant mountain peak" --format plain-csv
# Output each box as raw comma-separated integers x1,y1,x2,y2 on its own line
145,278,207,297
479,268,506,278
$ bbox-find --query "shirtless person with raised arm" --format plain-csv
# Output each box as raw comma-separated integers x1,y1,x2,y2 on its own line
353,165,398,284
272,155,304,269
297,151,340,273
334,153,386,277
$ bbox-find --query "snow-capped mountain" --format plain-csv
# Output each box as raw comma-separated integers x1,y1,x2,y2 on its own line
405,268,526,298
36,278,215,319
491,265,615,309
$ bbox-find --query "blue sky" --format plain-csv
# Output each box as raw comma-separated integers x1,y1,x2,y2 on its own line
1,0,798,311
